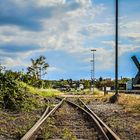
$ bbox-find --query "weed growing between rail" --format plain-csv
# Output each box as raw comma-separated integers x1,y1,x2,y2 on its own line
62,128,77,140
42,117,58,139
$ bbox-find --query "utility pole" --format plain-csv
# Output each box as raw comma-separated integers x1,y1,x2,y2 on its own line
91,49,96,93
115,0,119,95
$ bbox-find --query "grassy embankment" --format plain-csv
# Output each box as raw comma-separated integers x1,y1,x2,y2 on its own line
66,88,104,95
19,82,63,97
0,82,63,139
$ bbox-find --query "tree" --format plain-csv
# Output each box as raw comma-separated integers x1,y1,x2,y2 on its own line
36,56,49,79
27,56,49,80
0,64,6,73
27,56,49,88
119,77,130,84
67,79,73,86
99,77,103,82
83,80,90,89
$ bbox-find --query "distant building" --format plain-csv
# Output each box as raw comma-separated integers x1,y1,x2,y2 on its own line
126,80,133,90
102,87,111,91
77,84,84,90
119,83,126,90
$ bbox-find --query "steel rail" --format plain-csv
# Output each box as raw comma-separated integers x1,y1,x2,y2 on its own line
21,107,49,140
21,97,120,140
21,98,65,140
78,98,121,140
65,98,109,140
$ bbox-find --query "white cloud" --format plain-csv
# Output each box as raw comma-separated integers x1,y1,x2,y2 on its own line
38,0,64,6
0,3,107,55
102,41,115,48
96,48,114,70
48,66,63,72
120,20,140,43
3,57,29,68
119,44,140,55
0,0,123,73
36,0,92,7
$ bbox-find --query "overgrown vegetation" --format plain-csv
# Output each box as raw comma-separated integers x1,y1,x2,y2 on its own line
20,82,63,97
62,128,77,140
0,56,51,111
118,94,140,113
0,69,45,111
66,88,102,95
42,117,58,139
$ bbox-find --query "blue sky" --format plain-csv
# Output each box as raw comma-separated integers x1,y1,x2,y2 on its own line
0,0,140,80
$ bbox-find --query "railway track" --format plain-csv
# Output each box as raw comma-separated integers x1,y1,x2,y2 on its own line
21,98,121,140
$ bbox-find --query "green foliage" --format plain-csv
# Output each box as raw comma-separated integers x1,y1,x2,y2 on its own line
119,78,130,84
0,60,51,111
62,128,77,140
0,70,43,111
79,79,90,89
19,82,63,97
27,55,49,88
0,70,20,110
95,77,130,90
43,80,52,88
43,117,57,139
0,64,6,73
95,80,114,89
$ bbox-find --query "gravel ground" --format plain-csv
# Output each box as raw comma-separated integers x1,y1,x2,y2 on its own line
0,109,43,140
0,97,140,140
0,97,61,140
88,101,140,140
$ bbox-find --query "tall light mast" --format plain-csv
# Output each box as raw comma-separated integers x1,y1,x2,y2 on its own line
91,49,96,92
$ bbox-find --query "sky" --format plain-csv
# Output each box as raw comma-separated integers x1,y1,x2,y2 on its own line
0,0,140,80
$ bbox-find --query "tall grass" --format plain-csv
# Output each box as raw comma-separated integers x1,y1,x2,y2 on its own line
93,93,140,113
19,82,63,97
118,94,140,113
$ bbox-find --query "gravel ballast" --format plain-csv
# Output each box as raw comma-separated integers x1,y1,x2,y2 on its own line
88,101,140,140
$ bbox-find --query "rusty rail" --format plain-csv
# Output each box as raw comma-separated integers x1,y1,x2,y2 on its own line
65,98,109,140
21,97,121,140
78,98,121,140
21,98,65,140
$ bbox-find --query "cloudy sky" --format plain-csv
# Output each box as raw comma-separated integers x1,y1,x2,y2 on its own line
0,0,140,80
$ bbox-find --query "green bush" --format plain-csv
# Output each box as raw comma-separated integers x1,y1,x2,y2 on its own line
0,71,20,110
0,71,42,111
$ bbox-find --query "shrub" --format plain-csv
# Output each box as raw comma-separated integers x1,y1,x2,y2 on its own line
0,71,20,110
0,71,42,111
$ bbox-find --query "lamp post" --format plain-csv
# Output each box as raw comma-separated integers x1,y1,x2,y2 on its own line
91,49,96,93
115,0,118,95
